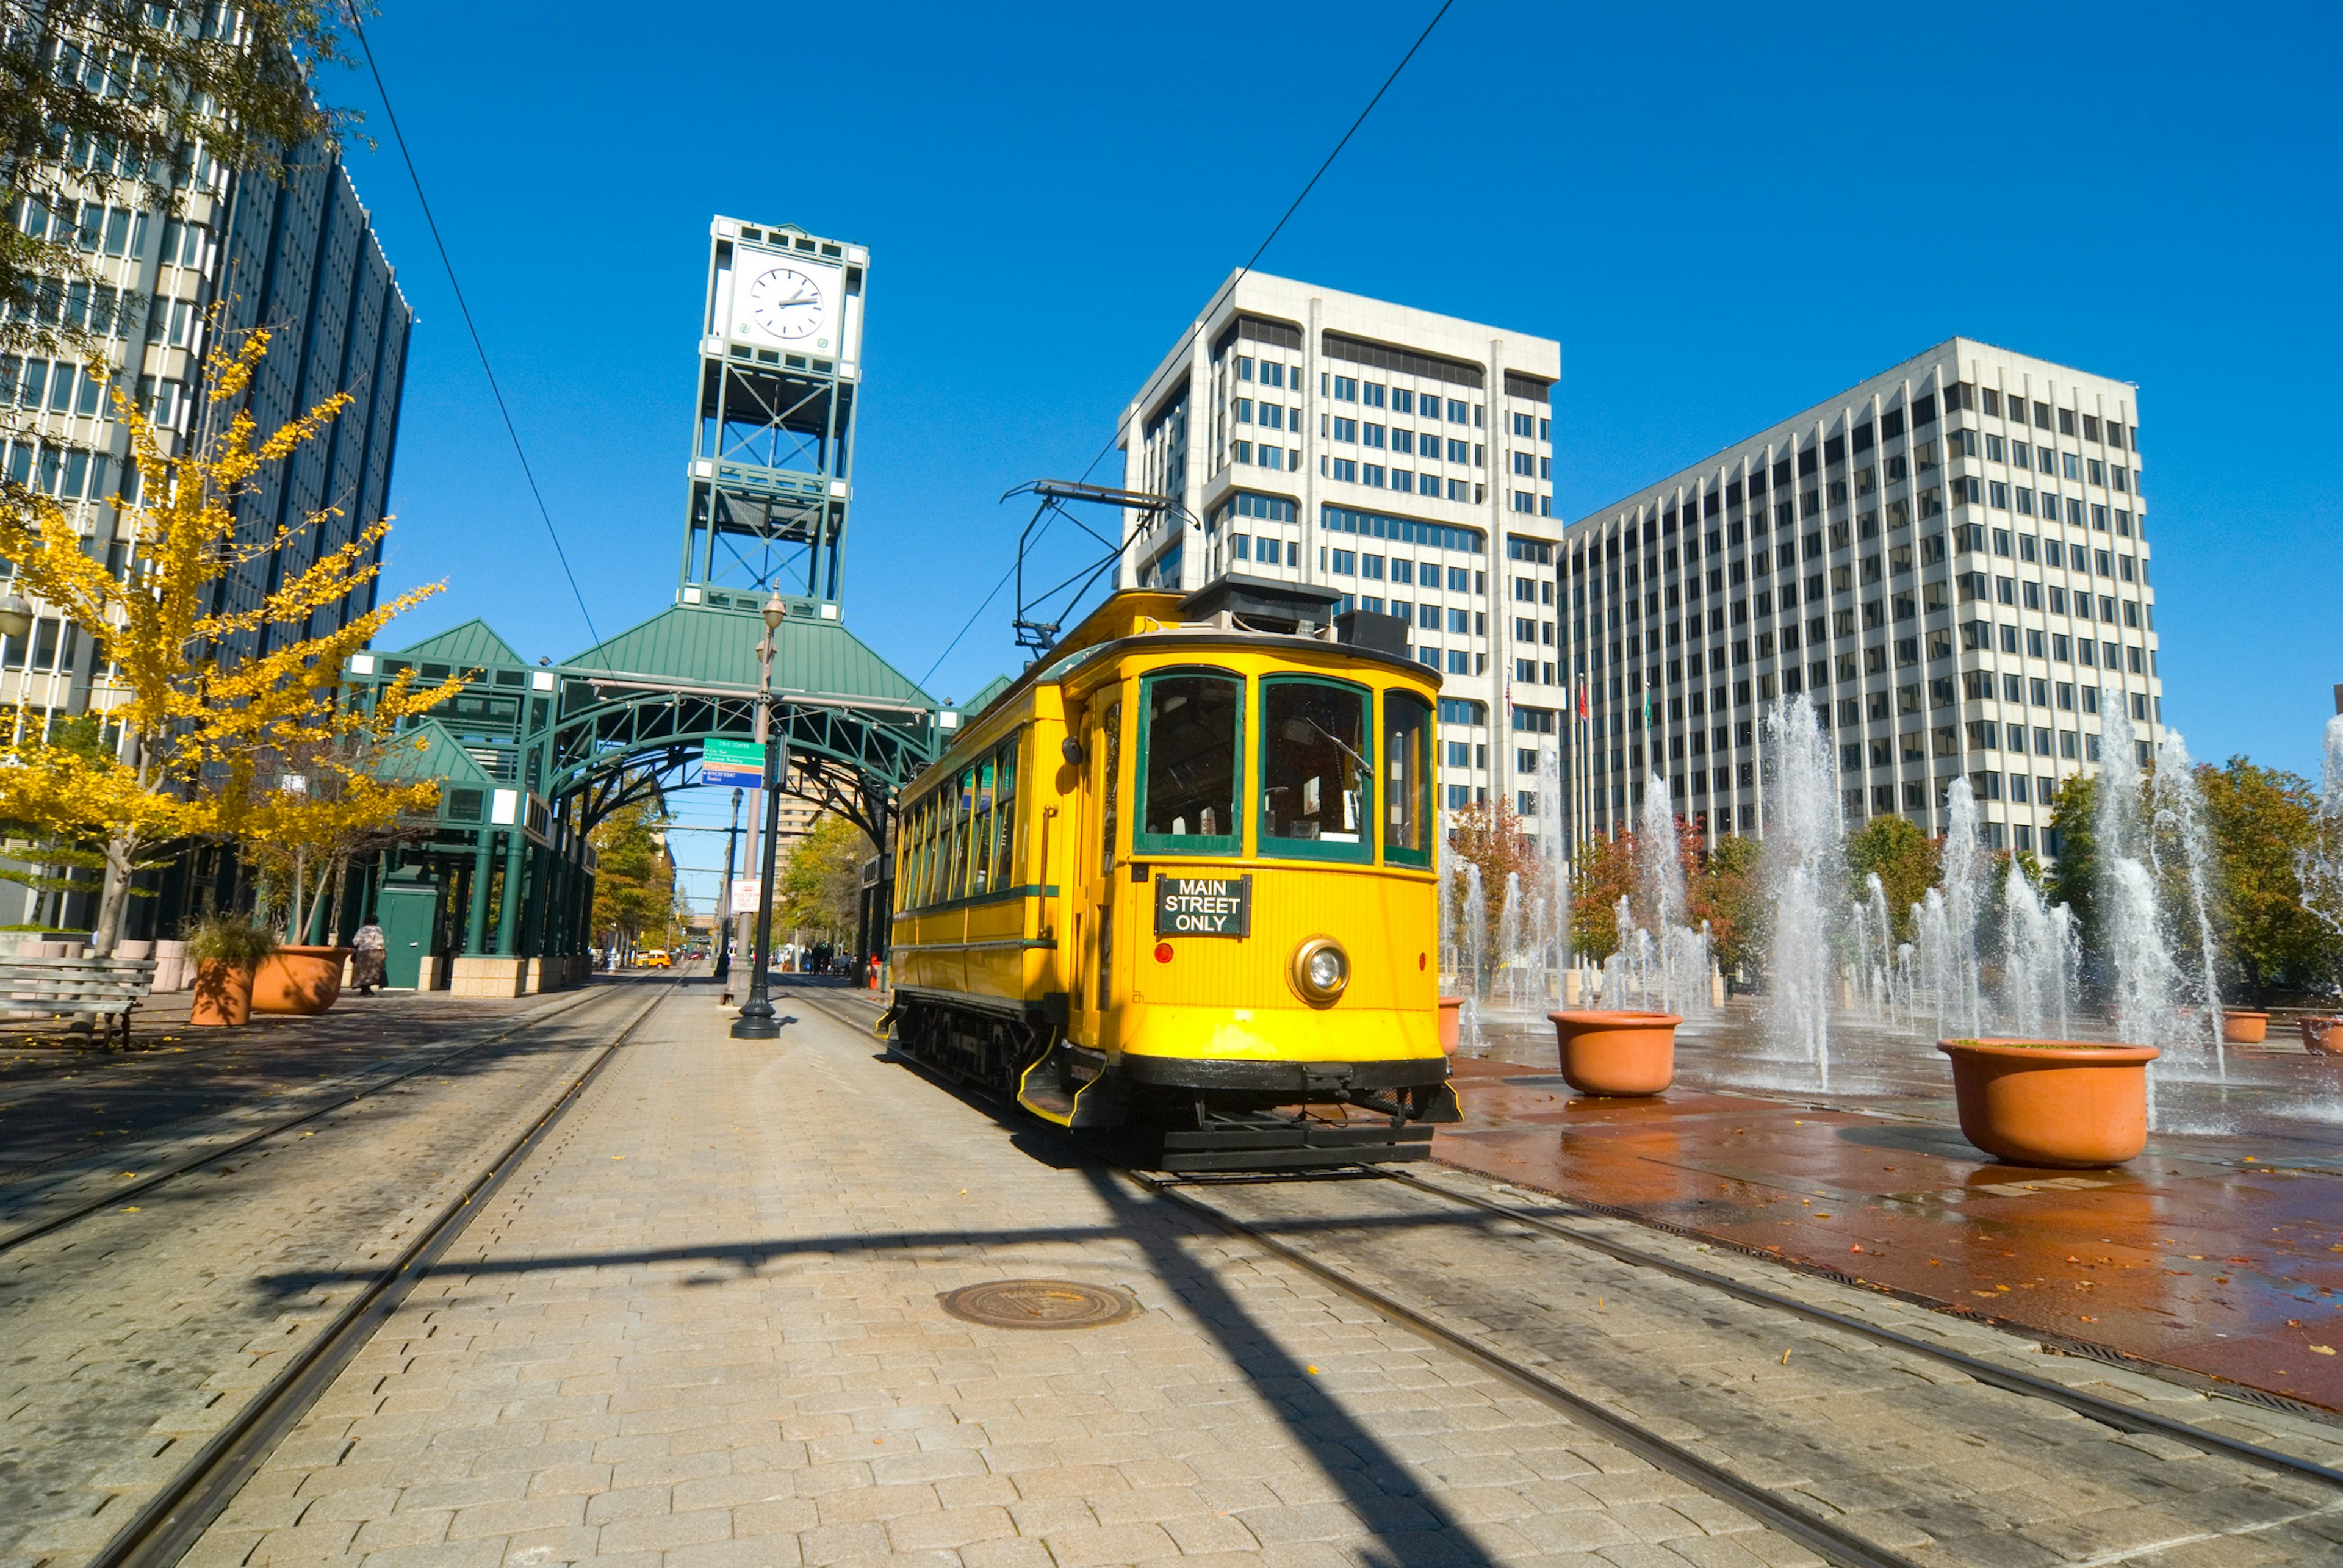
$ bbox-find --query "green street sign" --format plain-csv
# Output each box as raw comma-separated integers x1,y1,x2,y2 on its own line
700,737,766,786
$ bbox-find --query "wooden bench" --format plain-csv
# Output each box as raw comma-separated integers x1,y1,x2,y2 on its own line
0,956,158,1045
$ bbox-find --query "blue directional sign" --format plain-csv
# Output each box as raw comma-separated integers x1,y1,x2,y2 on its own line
700,737,766,788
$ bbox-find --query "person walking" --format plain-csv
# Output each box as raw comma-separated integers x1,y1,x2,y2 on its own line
351,918,387,996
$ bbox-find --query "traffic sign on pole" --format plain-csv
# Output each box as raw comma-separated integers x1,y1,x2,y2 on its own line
700,738,764,788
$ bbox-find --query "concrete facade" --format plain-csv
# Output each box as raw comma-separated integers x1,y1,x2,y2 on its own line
1561,337,2161,857
1118,272,1563,824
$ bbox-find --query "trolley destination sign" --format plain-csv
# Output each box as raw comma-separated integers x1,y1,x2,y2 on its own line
1154,874,1252,937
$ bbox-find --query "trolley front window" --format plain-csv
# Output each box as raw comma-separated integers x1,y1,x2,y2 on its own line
1137,671,1242,856
1383,689,1433,867
1259,677,1372,864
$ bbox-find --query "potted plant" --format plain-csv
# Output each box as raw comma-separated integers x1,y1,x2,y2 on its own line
186,916,278,1027
1937,1039,2159,1168
2221,1010,2271,1045
2303,1018,2343,1056
253,935,355,1015
1437,996,1464,1054
1548,1010,1681,1096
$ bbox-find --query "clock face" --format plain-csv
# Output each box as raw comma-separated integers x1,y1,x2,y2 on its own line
743,265,825,342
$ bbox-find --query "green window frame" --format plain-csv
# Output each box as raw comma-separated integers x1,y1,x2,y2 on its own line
1134,667,1245,858
1256,674,1375,865
1382,688,1435,868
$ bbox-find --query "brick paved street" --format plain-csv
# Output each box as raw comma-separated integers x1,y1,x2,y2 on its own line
1198,1167,2343,1567
12,974,2341,1567
0,980,659,1567
0,984,616,1232
186,980,1835,1568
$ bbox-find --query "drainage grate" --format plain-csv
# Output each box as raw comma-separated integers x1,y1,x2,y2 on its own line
938,1279,1138,1331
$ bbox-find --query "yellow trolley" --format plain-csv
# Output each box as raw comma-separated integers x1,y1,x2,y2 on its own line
885,578,1455,1170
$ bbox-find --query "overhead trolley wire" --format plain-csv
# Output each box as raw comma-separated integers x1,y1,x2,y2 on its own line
1070,0,1458,487
918,0,1459,695
344,9,602,645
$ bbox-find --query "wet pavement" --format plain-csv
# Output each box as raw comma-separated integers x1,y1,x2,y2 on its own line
1434,1002,2343,1413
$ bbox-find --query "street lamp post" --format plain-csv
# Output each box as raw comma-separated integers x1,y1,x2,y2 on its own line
712,786,741,988
731,594,788,1040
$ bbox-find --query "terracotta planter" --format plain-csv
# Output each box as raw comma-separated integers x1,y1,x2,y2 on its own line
190,960,254,1027
251,946,352,1016
1938,1039,2159,1168
2303,1018,2343,1056
2220,1011,2270,1045
1549,1010,1680,1096
1437,996,1464,1055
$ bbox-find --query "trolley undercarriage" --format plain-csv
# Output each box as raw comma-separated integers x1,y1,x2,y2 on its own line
884,987,1456,1172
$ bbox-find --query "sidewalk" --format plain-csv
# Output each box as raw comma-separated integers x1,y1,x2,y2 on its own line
189,980,1826,1568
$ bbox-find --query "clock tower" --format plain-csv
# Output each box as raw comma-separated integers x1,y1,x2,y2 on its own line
680,216,868,609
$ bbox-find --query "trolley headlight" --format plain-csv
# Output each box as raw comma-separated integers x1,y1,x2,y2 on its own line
1290,937,1350,1005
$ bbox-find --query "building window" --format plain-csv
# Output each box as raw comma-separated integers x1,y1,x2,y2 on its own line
1447,649,1470,674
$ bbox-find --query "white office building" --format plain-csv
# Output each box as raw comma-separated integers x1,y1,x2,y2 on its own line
1117,272,1563,818
1561,337,2162,859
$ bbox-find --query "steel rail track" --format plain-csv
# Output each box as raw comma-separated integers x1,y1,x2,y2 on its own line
82,976,682,1568
825,984,2343,1547
1129,1167,1927,1568
1371,1167,2343,1490
0,980,634,1255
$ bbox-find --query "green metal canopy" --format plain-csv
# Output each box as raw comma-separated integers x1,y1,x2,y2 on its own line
560,600,934,707
375,716,498,786
387,617,528,671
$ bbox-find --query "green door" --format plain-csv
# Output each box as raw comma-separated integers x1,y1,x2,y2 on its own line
378,880,441,990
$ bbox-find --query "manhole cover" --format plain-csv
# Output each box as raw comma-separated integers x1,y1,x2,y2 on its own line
938,1279,1137,1330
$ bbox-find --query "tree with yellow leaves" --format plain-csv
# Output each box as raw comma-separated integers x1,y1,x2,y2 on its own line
0,327,459,950
237,727,441,944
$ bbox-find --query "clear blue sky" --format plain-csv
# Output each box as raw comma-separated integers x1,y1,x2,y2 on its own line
334,2,2341,901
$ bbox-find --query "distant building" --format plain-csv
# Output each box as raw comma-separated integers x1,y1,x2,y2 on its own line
1,135,413,929
1118,272,1562,826
772,796,819,852
1561,338,2161,858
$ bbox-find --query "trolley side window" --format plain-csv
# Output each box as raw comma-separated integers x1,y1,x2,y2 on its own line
990,737,1019,890
970,758,997,895
918,794,943,908
926,793,946,905
1383,689,1434,867
1136,671,1242,857
947,766,977,901
1258,676,1373,865
899,795,925,908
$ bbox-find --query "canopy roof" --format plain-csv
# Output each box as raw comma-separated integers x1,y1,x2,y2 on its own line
558,602,935,707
